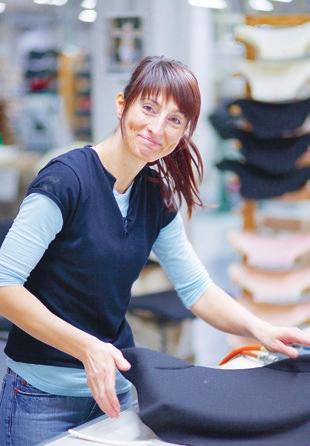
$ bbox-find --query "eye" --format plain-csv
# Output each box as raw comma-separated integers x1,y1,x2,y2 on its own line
142,104,154,113
170,116,182,126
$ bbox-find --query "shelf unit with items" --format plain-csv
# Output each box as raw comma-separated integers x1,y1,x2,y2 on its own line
212,14,310,348
58,51,93,142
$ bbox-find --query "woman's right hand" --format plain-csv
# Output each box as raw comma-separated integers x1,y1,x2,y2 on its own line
81,340,131,418
0,285,130,418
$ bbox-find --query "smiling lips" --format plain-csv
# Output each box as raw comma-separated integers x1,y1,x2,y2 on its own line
138,134,161,147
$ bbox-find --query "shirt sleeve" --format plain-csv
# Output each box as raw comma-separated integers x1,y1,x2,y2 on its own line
27,160,80,225
152,213,213,309
0,193,63,286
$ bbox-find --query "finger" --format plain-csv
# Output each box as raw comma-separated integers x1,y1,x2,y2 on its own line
110,347,131,371
87,376,118,418
104,366,120,416
275,327,310,347
281,345,299,359
94,356,120,417
287,331,310,347
93,382,119,418
272,340,299,359
86,366,119,418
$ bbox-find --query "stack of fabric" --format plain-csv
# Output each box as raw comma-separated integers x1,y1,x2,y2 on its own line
211,21,310,200
212,98,310,199
209,21,310,344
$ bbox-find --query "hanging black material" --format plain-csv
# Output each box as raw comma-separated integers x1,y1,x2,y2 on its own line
236,132,310,174
216,159,310,199
228,98,310,139
209,99,310,139
122,347,310,446
209,106,247,140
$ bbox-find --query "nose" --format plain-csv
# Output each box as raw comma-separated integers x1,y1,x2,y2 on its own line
147,115,165,138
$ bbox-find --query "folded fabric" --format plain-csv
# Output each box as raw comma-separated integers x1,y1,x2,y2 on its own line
236,60,310,102
229,263,310,303
228,231,310,270
227,98,310,138
234,23,310,61
235,132,310,174
208,106,248,139
122,347,310,446
216,159,310,199
227,231,310,270
129,290,195,322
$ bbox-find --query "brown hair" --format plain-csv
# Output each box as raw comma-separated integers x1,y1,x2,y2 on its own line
122,56,204,218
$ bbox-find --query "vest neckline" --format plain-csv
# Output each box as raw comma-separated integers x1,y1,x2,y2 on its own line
84,144,146,190
85,145,117,186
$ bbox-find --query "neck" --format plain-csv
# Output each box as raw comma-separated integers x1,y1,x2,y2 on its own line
93,128,146,193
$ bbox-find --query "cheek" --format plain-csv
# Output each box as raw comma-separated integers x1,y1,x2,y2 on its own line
164,134,182,154
127,110,148,133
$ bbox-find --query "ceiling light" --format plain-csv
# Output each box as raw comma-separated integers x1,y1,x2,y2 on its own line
51,0,68,5
188,0,227,9
33,0,68,4
79,9,97,22
81,0,96,8
249,0,274,11
0,2,6,14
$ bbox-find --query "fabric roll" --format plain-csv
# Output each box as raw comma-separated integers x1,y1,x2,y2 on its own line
228,98,310,138
236,132,310,174
234,22,310,61
227,231,310,270
236,60,310,102
122,347,310,446
229,263,310,303
216,159,310,199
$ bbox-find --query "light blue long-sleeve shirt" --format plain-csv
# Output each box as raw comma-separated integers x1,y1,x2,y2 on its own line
0,189,212,396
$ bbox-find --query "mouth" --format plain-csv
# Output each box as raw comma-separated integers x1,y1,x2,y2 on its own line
138,134,161,147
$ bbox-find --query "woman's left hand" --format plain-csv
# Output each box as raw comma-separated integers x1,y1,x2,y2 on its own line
252,322,310,359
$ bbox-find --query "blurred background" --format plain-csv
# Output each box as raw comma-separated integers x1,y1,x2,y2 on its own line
0,0,309,376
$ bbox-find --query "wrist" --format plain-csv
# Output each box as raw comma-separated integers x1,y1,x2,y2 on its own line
247,317,272,341
75,332,100,363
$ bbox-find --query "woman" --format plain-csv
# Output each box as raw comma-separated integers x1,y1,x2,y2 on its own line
0,56,309,445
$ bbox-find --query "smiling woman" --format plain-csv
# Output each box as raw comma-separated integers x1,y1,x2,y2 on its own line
123,57,203,216
0,55,310,446
93,55,204,216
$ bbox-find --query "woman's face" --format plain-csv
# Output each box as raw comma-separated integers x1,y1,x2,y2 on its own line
119,93,188,163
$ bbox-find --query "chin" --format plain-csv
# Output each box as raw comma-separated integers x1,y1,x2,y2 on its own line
136,145,160,162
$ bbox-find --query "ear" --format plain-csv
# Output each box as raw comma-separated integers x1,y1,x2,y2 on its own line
116,92,125,120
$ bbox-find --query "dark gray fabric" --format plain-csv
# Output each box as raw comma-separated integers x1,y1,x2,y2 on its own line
228,98,310,139
209,99,310,139
122,347,310,446
236,132,310,174
216,159,310,199
129,290,195,322
208,107,247,140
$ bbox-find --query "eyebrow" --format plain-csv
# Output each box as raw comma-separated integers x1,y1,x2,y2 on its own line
141,97,185,116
